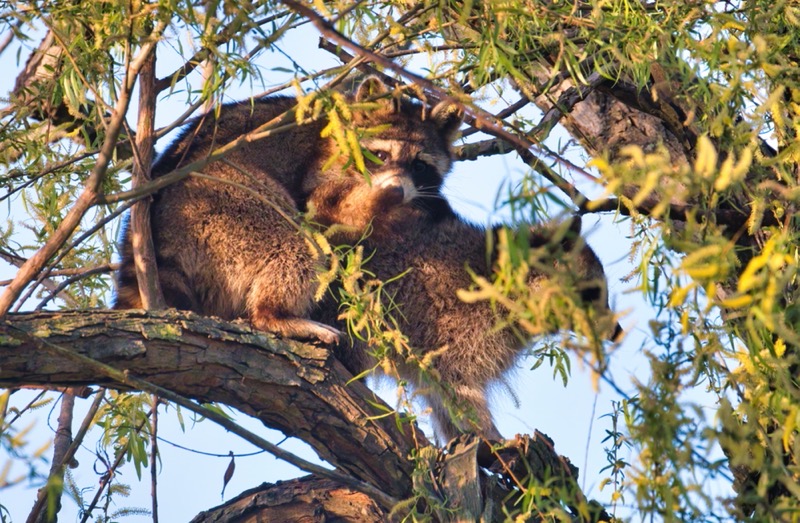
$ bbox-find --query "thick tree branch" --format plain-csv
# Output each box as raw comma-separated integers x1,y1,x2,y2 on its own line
0,310,614,520
0,309,422,500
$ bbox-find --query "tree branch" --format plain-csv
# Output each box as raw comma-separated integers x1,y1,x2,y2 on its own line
153,10,293,93
129,39,164,310
26,389,104,523
0,310,618,521
0,310,422,501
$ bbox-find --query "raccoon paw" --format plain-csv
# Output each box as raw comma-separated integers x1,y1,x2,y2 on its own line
252,316,342,345
297,320,342,345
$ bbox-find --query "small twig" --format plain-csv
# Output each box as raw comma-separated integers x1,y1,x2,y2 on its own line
0,21,22,58
80,405,153,523
0,144,108,203
34,264,119,310
1,249,81,310
0,248,26,267
154,10,294,92
1,390,47,432
383,44,477,59
26,389,105,523
0,264,119,287
0,121,78,175
155,437,264,457
13,198,139,312
150,394,159,523
250,64,349,100
461,97,530,138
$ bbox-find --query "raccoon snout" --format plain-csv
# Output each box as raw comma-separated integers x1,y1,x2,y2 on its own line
378,178,405,205
375,174,416,205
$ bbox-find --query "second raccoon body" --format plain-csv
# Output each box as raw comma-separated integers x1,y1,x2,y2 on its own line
316,205,617,441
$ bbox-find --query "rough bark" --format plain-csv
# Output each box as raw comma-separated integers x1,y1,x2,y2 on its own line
189,476,387,523
0,310,611,522
0,309,421,499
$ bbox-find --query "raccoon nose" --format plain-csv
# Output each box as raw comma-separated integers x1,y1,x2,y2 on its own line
376,175,407,206
383,184,405,206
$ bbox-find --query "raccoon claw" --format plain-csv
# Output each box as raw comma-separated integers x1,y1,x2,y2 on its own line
253,316,342,345
302,322,342,345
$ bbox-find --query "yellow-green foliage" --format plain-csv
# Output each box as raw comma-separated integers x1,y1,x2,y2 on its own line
5,0,800,519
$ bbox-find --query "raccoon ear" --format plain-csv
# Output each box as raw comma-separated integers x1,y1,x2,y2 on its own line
355,76,390,102
430,101,463,143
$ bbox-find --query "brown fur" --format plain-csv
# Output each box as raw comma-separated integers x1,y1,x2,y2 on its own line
114,79,462,344
315,212,618,441
114,77,615,442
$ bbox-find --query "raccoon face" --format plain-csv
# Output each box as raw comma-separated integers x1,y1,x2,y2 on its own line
351,76,462,221
307,148,448,240
306,78,463,237
361,134,454,221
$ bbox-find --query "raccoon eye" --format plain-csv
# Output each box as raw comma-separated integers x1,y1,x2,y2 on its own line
411,159,430,174
372,150,389,163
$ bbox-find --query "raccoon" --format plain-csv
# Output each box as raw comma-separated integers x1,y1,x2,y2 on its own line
315,207,619,441
114,77,462,344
